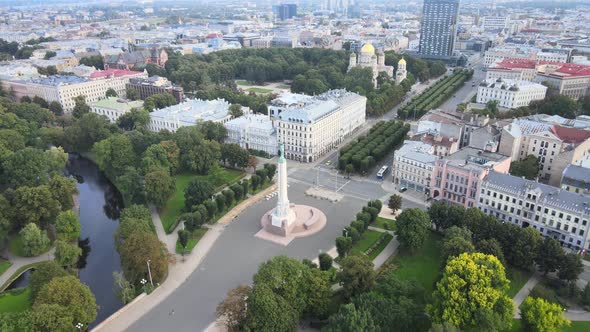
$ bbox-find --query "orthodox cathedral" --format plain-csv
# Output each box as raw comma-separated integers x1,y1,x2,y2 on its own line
348,43,407,87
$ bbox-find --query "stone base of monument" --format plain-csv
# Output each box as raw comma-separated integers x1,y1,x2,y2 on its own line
255,204,327,246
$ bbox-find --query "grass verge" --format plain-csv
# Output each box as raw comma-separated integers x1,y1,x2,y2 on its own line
277,84,290,89
350,231,382,256
0,260,12,277
367,233,394,261
160,166,244,233
175,228,208,254
0,262,50,291
505,266,533,298
8,234,50,258
506,319,590,332
0,287,32,313
247,87,273,93
372,216,396,231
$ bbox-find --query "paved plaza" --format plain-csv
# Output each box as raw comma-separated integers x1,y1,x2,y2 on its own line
127,181,367,332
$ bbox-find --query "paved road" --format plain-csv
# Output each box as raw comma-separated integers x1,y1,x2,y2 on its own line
438,64,486,112
127,182,367,332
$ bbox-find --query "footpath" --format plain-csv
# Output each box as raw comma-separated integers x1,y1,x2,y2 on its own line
0,248,55,290
92,184,277,332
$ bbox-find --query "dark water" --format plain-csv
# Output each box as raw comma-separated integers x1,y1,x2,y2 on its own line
66,156,124,327
4,269,34,290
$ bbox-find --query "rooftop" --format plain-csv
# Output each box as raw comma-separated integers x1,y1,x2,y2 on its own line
484,171,590,214
396,141,437,164
444,147,509,169
562,164,590,184
25,75,88,86
90,97,143,111
278,99,340,124
89,68,144,79
225,114,275,132
150,98,230,124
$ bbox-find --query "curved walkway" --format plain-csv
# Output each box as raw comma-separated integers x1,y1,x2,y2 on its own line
0,248,55,290
92,185,277,332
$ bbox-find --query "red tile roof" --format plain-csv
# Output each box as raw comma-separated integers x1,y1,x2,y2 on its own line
550,125,590,144
89,69,143,79
491,58,537,70
544,63,590,78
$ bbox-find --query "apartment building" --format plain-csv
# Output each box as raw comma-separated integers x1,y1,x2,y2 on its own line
148,98,232,132
273,90,366,162
476,78,547,109
224,113,277,156
429,147,512,208
561,164,590,194
499,119,590,186
479,171,590,251
126,76,184,103
392,141,437,194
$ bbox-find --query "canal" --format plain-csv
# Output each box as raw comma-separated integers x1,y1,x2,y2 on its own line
67,156,124,327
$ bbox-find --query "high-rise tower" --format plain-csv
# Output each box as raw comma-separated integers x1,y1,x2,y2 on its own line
418,0,460,58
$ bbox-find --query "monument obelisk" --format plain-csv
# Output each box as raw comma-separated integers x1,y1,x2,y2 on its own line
271,143,296,228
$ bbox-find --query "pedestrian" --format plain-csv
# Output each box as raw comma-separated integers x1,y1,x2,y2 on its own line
169,309,175,316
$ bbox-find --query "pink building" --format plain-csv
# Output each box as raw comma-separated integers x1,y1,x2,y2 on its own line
430,147,511,208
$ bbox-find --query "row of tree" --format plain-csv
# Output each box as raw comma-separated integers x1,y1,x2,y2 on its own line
335,200,381,258
338,120,409,174
397,69,473,120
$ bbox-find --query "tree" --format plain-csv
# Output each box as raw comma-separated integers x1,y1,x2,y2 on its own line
119,231,168,284
159,140,180,173
248,155,258,171
145,169,175,208
32,95,48,108
319,252,333,271
178,229,189,255
338,255,376,300
20,223,50,257
581,283,590,308
72,95,90,118
521,297,570,332
11,185,61,229
174,126,221,174
250,174,260,191
396,208,430,252
113,271,135,305
215,194,226,212
217,284,251,332
336,236,353,258
54,240,82,269
184,179,214,211
442,236,474,263
558,253,584,284
144,92,177,111
324,303,377,332
29,261,68,301
388,194,402,215
34,275,98,325
2,147,60,187
243,286,297,332
476,238,505,265
428,253,514,331
48,101,63,115
55,211,81,241
63,113,114,153
125,86,140,100
49,175,78,212
229,104,243,118
510,155,539,180
92,134,137,179
114,217,154,250
117,108,150,130
105,88,118,98
79,55,104,70
535,238,564,275
116,166,145,204
509,227,542,270
345,164,354,178
223,189,235,207
428,201,450,231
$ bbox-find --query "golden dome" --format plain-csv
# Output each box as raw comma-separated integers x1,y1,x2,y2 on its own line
399,57,406,65
360,43,375,54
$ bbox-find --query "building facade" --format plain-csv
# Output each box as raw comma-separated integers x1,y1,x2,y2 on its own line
419,0,460,58
429,147,511,208
90,97,144,123
476,78,547,109
225,114,278,156
479,171,590,251
273,90,366,162
348,43,394,87
392,141,437,194
148,98,232,132
126,76,184,103
561,164,590,194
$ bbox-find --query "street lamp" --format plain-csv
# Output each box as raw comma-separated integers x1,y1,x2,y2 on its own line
146,259,154,287
140,278,147,293
76,322,84,331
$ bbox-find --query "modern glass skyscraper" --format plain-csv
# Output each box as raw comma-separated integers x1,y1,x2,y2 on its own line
419,0,460,58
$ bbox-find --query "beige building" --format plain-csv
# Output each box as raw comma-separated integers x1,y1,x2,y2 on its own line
274,90,366,162
499,119,590,186
392,141,437,194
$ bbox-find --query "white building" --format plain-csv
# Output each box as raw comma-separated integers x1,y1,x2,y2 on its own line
3,69,146,113
479,171,590,251
392,141,437,194
348,43,394,87
481,16,509,31
90,97,144,123
274,90,366,162
148,98,232,132
225,114,277,156
476,78,547,109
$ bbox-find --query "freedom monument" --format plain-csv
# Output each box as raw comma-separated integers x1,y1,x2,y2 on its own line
256,144,327,245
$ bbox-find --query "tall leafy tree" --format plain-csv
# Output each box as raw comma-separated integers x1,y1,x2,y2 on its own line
535,238,564,275
20,223,50,257
72,95,91,119
145,169,175,208
428,253,514,331
55,210,81,241
243,286,297,332
184,179,214,210
48,175,78,212
338,255,376,300
54,240,82,269
92,134,137,179
11,185,61,229
521,297,570,332
558,253,584,284
34,275,98,325
174,126,221,174
396,208,430,252
216,285,251,332
119,231,168,284
324,303,376,332
29,261,68,301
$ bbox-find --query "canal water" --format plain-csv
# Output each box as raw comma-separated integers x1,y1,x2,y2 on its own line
67,156,124,327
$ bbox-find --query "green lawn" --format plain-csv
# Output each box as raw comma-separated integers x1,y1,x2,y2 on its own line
506,319,590,332
350,231,382,256
368,233,394,260
8,234,50,257
505,266,533,298
372,216,396,231
176,228,208,254
0,260,12,277
277,84,290,89
390,231,443,294
159,166,244,233
247,87,273,93
0,287,32,313
236,80,256,86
